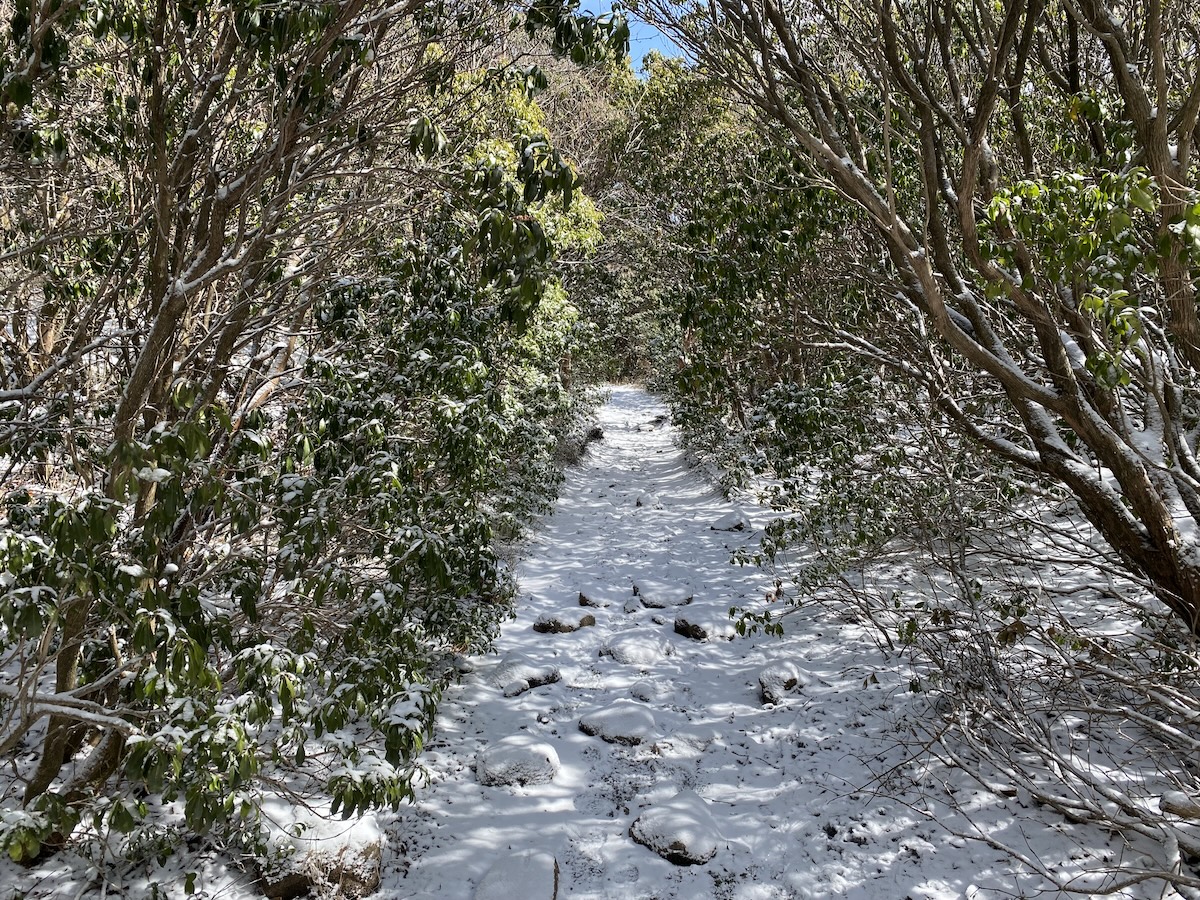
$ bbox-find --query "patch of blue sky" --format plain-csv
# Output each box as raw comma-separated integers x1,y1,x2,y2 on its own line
581,2,687,71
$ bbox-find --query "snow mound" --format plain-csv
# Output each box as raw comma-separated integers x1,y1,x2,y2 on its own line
476,735,560,786
579,700,658,745
601,634,674,666
474,849,560,900
629,789,721,866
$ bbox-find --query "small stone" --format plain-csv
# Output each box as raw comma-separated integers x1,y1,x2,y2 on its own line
476,735,561,786
579,701,658,745
475,849,560,900
533,609,597,634
758,660,807,705
629,790,721,866
635,492,660,508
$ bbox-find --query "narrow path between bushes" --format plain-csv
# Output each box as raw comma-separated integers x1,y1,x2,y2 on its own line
383,385,1097,900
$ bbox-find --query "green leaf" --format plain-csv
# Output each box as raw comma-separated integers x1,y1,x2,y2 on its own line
1129,183,1155,213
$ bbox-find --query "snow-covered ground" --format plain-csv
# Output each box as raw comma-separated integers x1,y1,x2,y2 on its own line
383,385,1134,899
2,385,1156,899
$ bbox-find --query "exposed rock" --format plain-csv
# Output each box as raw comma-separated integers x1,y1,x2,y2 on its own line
757,660,807,705
579,701,658,745
636,415,668,432
635,492,661,508
578,584,628,608
674,616,734,642
533,609,597,634
710,508,752,532
632,579,692,609
600,635,674,666
491,653,560,697
260,837,383,899
673,617,707,641
260,872,309,900
475,849,560,900
476,735,560,786
652,726,718,757
629,790,721,866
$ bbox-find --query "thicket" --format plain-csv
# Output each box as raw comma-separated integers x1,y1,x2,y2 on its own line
13,0,1200,895
611,1,1200,894
0,0,625,872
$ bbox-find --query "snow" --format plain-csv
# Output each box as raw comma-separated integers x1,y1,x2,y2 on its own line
711,507,752,531
578,700,658,745
475,735,561,786
599,633,675,665
382,386,1141,899
628,789,721,865
474,849,560,900
3,386,1171,898
631,577,693,608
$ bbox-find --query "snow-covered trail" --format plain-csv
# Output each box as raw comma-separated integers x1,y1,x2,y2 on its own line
384,386,1064,900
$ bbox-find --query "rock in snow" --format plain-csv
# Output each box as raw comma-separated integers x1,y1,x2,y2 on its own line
491,653,561,697
578,583,628,608
629,789,721,866
476,735,560,786
629,680,673,703
757,660,807,705
579,700,658,745
710,508,752,532
474,849,560,900
600,634,674,666
1161,791,1200,818
673,617,708,641
533,609,597,634
632,578,693,609
260,816,383,898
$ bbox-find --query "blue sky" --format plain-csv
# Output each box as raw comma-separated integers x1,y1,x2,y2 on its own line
581,2,687,71
625,12,686,68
